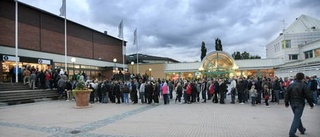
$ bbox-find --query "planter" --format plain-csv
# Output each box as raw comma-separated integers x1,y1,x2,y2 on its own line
73,90,92,108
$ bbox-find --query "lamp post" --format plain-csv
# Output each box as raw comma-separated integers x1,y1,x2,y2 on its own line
199,66,204,78
113,58,117,72
131,61,134,74
71,57,76,77
149,68,152,78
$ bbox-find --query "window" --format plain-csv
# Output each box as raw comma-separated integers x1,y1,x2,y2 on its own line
289,54,298,60
282,40,291,49
315,48,320,57
304,50,313,59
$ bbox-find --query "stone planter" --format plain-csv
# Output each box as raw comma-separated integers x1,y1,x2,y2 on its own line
73,90,92,108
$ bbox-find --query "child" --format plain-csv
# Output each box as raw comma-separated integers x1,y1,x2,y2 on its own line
249,85,257,106
263,85,271,107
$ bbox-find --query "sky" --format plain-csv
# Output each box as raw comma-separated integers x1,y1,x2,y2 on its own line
19,0,320,62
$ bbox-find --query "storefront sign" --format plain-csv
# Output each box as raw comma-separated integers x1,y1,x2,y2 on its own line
38,59,51,64
2,55,20,62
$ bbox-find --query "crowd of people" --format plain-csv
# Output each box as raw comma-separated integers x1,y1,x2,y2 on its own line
52,71,320,106
20,66,70,91
18,66,320,106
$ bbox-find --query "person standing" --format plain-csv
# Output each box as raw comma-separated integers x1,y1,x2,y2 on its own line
114,81,121,104
29,71,36,89
213,79,219,103
175,82,183,103
131,80,138,104
285,72,314,137
162,82,169,105
218,78,227,104
272,76,282,104
262,85,271,107
310,76,318,105
122,83,130,104
23,68,31,85
230,77,237,104
201,79,207,103
139,80,146,104
249,85,257,106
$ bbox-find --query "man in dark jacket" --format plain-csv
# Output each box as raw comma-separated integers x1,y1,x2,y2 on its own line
218,78,227,104
310,76,318,105
285,72,314,137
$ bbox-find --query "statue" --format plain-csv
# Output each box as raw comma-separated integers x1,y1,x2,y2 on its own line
215,38,223,51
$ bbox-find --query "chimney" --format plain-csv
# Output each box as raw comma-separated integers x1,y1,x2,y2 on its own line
104,31,108,35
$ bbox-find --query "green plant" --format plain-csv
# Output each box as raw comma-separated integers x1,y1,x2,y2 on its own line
72,81,92,95
75,81,86,90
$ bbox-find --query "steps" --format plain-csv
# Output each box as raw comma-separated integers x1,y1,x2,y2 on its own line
0,83,59,105
0,83,31,91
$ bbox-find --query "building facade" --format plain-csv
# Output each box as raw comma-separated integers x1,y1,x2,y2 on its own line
164,15,320,80
0,0,126,82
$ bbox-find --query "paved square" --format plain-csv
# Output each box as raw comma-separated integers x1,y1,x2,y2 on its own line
0,100,319,137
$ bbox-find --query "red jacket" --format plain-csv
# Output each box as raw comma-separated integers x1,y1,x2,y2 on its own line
45,73,51,81
186,84,192,95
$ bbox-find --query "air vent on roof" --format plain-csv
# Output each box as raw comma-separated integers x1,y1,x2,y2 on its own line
311,26,316,29
104,31,108,34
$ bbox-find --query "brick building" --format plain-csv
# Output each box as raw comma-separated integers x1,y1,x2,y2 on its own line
0,0,126,82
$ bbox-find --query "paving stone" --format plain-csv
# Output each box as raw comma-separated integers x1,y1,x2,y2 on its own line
0,100,319,137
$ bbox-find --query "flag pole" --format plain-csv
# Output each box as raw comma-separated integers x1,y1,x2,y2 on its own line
64,1,67,72
118,20,125,80
122,36,125,80
15,0,18,83
136,29,139,75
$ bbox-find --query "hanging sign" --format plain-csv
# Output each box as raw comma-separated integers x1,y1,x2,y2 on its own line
38,59,51,64
2,55,20,62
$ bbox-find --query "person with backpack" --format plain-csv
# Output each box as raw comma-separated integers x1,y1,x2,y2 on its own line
57,75,67,98
186,81,192,104
208,81,215,102
65,80,73,101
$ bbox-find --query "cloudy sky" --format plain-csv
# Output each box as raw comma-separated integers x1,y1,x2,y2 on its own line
19,0,320,62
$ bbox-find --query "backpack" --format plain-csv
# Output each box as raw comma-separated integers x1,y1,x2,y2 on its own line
209,84,215,94
58,79,66,88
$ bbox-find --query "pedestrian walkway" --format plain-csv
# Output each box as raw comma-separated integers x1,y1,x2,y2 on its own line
0,100,319,137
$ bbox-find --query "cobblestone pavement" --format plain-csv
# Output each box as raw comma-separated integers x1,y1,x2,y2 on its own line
0,99,319,137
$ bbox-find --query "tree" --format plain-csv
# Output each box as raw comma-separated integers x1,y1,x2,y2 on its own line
241,51,250,59
232,51,261,60
200,41,207,61
232,51,242,60
215,38,223,51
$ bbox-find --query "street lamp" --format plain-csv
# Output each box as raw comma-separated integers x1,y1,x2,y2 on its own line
131,61,134,74
71,57,76,77
113,58,117,72
149,68,152,77
199,67,204,78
